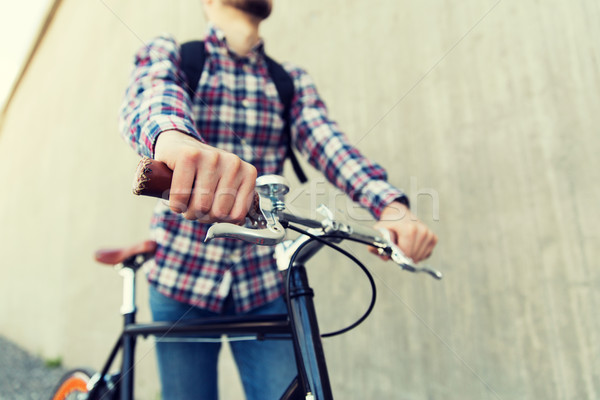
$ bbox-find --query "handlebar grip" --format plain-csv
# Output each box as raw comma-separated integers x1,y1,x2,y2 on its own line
132,157,263,222
132,158,173,199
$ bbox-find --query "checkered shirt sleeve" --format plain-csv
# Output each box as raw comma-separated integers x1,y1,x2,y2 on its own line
118,36,202,158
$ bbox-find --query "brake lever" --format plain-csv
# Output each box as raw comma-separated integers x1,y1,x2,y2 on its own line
204,176,288,245
376,228,443,280
205,221,285,245
204,196,285,245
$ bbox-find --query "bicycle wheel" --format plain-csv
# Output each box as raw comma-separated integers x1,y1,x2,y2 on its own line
49,368,94,400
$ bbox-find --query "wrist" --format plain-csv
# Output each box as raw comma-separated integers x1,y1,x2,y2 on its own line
155,129,186,146
154,130,198,160
380,201,411,221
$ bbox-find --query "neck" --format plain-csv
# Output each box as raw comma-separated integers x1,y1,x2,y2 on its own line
210,8,261,55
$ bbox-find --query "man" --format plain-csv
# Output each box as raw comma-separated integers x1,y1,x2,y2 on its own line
119,0,438,398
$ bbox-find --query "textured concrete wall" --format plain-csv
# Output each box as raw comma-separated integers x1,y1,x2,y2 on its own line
1,0,599,399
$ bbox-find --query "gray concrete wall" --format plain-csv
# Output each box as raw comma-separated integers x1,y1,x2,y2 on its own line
1,0,599,399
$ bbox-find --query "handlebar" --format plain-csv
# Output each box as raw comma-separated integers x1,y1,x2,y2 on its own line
132,157,442,280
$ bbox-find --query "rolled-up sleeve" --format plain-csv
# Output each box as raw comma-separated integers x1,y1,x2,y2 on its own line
118,35,203,158
286,65,409,219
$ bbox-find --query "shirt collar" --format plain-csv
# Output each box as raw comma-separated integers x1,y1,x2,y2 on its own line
205,23,265,65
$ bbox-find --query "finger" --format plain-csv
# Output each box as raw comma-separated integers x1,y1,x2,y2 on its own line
410,226,430,262
394,226,417,261
185,153,219,220
210,158,244,221
413,229,438,263
423,232,438,260
228,163,257,225
169,157,197,214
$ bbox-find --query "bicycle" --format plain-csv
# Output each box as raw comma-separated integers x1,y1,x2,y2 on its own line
49,158,442,400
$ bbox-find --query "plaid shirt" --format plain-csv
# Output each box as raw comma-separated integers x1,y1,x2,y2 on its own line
119,25,407,313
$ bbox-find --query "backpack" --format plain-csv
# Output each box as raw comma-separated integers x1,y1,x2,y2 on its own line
180,40,307,183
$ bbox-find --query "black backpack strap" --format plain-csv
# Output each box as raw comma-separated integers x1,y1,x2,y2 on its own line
264,56,308,183
180,40,206,100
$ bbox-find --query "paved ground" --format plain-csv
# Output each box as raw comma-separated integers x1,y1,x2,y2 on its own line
0,335,66,400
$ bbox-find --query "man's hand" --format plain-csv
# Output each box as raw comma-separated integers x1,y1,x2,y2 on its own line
371,201,438,263
154,130,257,223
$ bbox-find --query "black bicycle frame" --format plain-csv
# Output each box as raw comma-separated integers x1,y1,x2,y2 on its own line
88,263,333,400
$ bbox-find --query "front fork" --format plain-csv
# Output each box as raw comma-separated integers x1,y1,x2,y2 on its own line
287,264,333,400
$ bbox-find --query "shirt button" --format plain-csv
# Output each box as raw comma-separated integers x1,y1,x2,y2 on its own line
240,139,248,146
241,98,250,108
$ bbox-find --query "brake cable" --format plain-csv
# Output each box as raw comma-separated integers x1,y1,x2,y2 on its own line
285,224,377,338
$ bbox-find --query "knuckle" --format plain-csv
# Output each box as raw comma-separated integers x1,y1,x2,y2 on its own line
247,164,258,180
404,224,417,236
201,151,220,169
217,187,237,199
226,155,242,171
240,162,257,180
180,149,201,165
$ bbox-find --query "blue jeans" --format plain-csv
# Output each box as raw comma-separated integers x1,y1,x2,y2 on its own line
149,286,297,400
